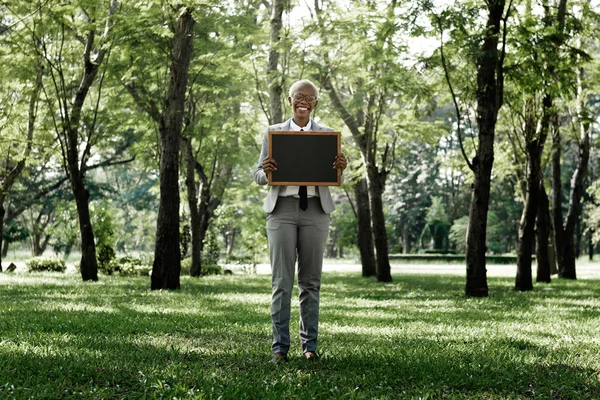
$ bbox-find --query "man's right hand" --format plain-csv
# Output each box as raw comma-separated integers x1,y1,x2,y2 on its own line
262,156,277,174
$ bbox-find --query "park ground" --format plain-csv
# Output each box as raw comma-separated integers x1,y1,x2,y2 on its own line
1,257,599,399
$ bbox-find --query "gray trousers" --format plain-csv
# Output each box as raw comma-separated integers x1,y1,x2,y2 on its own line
267,197,330,354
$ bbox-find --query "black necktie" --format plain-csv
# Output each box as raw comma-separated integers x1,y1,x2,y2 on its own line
299,128,308,210
299,185,308,211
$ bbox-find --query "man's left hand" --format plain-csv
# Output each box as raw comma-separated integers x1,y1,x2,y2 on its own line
333,153,347,173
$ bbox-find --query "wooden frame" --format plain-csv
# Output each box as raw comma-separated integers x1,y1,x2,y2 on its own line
268,131,341,186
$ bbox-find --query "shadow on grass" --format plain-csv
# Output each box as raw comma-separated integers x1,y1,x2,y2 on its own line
0,272,599,399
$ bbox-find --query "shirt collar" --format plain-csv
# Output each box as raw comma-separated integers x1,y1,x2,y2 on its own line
290,119,312,131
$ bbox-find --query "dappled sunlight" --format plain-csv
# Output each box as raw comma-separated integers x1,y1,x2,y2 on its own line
1,272,599,399
211,292,269,305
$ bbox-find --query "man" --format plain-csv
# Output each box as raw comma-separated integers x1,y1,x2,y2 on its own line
253,79,347,364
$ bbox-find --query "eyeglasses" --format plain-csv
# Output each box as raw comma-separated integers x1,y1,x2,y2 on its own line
291,93,318,103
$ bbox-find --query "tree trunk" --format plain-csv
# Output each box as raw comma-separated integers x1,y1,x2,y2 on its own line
151,8,195,290
327,228,338,258
575,212,582,259
183,139,202,277
536,183,552,283
0,203,4,272
73,180,98,281
559,76,591,279
226,229,236,256
516,93,551,290
402,225,410,254
354,178,377,277
1,234,8,259
552,117,590,280
516,139,541,291
267,0,285,124
367,168,392,282
465,0,505,297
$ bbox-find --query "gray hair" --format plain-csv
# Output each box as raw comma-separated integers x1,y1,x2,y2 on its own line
288,79,319,98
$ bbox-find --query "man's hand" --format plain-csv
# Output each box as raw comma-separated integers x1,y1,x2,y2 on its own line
333,153,347,173
262,156,277,173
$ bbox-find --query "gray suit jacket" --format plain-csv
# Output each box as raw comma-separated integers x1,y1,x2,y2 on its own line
254,118,337,214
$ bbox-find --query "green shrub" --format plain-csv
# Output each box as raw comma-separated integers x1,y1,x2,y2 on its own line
26,256,67,273
108,254,152,277
181,257,192,275
203,263,222,276
181,257,222,276
98,244,116,274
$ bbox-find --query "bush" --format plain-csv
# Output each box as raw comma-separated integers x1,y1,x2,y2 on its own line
181,257,192,275
108,254,153,277
26,256,67,273
181,257,222,276
203,263,222,276
98,244,116,274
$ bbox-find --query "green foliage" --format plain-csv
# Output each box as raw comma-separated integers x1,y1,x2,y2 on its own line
202,263,222,276
107,253,153,277
420,196,451,251
449,215,469,253
2,222,29,243
181,258,222,276
25,256,67,273
331,202,358,251
91,201,115,247
97,243,116,274
1,273,599,398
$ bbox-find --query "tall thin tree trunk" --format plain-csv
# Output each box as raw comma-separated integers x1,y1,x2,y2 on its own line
589,232,594,261
536,183,552,283
0,204,4,272
516,138,541,291
73,179,98,280
367,169,392,282
1,230,8,259
354,178,376,277
267,0,284,125
151,8,195,290
402,225,410,254
183,139,202,277
465,0,506,297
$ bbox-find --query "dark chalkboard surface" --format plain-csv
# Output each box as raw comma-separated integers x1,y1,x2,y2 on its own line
268,131,341,186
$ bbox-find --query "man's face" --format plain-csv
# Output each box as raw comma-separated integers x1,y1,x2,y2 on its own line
288,85,318,120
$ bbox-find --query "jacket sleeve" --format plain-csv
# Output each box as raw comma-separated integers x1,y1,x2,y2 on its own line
253,128,269,185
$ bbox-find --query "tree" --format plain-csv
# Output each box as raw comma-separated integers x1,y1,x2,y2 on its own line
0,3,44,271
0,65,40,271
35,0,120,281
312,0,427,282
267,0,286,125
151,7,195,290
550,0,596,280
437,0,511,296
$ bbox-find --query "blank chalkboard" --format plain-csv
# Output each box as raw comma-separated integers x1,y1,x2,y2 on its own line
268,131,341,186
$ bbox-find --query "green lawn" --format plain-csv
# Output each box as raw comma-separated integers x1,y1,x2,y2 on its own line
1,271,599,399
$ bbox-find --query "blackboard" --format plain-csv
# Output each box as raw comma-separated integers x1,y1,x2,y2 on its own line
268,131,341,186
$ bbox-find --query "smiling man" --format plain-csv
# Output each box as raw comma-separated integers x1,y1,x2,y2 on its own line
253,79,347,364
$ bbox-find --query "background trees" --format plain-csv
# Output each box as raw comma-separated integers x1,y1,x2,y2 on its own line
1,0,599,294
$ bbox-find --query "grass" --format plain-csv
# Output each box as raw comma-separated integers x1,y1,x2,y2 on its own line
0,271,599,399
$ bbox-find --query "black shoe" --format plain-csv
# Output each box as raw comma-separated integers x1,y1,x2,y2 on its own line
270,352,288,365
303,351,320,361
